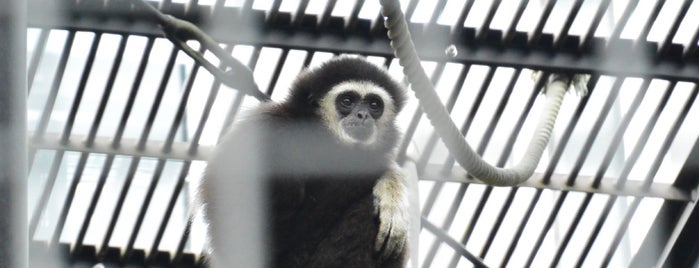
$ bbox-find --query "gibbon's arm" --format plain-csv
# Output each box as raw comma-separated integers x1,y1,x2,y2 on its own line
373,163,410,260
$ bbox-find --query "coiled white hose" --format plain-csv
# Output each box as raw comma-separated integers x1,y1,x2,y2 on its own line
380,0,584,186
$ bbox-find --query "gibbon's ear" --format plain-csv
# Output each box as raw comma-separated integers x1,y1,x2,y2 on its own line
307,93,319,108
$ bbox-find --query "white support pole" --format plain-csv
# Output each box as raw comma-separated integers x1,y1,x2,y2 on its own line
0,0,28,266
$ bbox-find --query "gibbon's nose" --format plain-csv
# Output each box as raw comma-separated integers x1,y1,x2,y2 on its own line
356,109,369,120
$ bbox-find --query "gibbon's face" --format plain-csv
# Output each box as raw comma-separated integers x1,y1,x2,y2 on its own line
318,80,397,147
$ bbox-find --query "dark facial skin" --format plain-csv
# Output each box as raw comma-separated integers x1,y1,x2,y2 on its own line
335,91,385,142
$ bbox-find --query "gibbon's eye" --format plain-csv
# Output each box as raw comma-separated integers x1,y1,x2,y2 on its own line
336,91,360,116
369,101,381,112
341,96,353,107
364,94,385,118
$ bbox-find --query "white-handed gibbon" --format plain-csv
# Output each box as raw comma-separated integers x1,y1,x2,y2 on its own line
201,56,410,268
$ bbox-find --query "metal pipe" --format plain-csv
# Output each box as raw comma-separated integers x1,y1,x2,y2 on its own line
0,0,27,267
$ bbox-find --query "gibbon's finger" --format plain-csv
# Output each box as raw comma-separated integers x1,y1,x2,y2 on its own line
381,220,407,260
390,225,408,260
375,214,391,253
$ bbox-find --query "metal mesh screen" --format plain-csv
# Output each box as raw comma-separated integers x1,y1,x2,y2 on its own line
25,0,699,267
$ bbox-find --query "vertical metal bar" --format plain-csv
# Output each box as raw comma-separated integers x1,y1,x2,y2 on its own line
73,155,115,254
440,67,496,172
148,162,191,262
265,49,289,97
503,0,529,43
421,217,487,268
452,0,476,34
525,77,623,267
655,199,698,268
122,45,180,260
501,75,599,267
395,62,446,165
86,35,128,147
113,37,156,147
421,184,469,268
123,159,166,259
240,0,253,13
445,69,523,267
136,46,179,150
60,33,102,144
608,0,640,42
32,39,101,237
177,46,247,258
27,29,49,92
427,0,448,25
28,151,64,238
71,34,128,253
173,210,192,264
416,65,470,172
636,0,664,43
148,47,205,260
217,92,246,141
658,0,692,56
529,0,556,45
564,78,624,186
479,188,518,258
33,31,76,141
266,0,283,25
50,153,89,245
0,0,27,265
347,0,365,30
318,0,338,29
98,37,156,258
187,0,199,16
301,50,314,68
550,79,650,267
292,0,311,27
542,76,601,185
475,68,522,159
480,74,548,259
476,0,502,40
575,82,675,266
211,0,225,16
581,0,612,49
553,0,584,48
523,191,569,267
410,62,450,171
164,48,204,153
684,27,699,59
601,87,698,266
637,135,699,267
98,156,140,258
188,45,234,154
500,189,542,267
404,0,420,22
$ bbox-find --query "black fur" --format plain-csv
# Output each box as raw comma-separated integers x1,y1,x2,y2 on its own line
204,57,407,268
285,57,406,118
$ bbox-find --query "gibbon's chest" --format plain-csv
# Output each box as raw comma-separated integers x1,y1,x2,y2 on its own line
303,175,379,210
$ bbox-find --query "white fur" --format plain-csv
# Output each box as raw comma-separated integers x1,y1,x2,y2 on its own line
373,164,410,258
318,81,397,146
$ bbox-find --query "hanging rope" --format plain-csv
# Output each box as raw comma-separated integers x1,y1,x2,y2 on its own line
379,0,588,186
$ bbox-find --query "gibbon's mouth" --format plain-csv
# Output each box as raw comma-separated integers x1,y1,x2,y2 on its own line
341,121,375,142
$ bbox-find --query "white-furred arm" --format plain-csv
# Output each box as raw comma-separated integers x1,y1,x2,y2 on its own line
373,163,412,260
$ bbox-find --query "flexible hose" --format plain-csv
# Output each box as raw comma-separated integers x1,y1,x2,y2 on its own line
380,0,575,186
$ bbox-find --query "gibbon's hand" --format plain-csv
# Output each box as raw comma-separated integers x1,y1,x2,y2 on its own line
373,166,410,260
